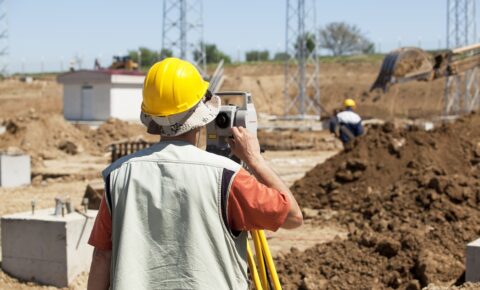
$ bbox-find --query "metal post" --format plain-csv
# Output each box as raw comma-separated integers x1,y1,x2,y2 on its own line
298,0,306,116
179,0,187,59
0,0,8,76
445,0,479,115
162,0,206,75
284,0,320,119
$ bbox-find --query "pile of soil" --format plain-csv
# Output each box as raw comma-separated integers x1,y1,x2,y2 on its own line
393,48,433,78
0,112,157,164
0,111,95,163
82,118,157,151
278,113,480,289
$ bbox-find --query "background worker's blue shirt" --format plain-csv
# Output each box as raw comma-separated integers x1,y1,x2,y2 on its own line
332,110,364,143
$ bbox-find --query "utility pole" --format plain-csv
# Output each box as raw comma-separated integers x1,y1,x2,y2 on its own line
284,0,321,118
162,0,206,75
0,0,8,76
445,0,479,115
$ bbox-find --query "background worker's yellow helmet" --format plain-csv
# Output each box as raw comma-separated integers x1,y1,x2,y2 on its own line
343,98,356,108
142,57,209,116
140,58,221,137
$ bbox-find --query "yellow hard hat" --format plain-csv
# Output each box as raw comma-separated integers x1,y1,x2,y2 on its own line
344,98,356,108
142,58,209,116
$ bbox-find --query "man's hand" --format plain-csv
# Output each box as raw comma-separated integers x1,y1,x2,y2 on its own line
227,127,263,167
227,126,303,229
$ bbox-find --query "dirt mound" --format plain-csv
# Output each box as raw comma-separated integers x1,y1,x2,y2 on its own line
0,77,63,119
221,61,445,120
0,113,157,165
0,111,95,163
279,113,480,289
82,118,157,151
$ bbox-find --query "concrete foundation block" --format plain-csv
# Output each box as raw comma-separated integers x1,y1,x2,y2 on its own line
466,238,480,282
1,208,98,287
0,154,31,187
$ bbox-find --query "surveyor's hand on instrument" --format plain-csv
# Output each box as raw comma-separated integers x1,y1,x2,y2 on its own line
228,126,263,167
229,126,303,229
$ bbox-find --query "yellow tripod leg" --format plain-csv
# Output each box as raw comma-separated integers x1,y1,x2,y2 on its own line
258,230,282,290
247,241,263,290
252,230,269,289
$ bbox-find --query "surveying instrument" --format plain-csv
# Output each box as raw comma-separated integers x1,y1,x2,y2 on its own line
206,91,282,290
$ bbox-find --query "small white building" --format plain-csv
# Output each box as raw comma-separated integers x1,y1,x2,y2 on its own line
57,70,145,121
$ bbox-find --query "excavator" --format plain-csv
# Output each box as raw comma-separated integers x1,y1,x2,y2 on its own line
370,43,480,92
109,55,139,71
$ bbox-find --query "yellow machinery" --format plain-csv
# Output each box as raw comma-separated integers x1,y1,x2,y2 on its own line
109,55,139,71
247,230,282,290
371,43,480,92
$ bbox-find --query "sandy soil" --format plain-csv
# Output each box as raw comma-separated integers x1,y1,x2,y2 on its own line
222,61,445,119
280,114,480,289
0,146,341,289
1,60,447,121
0,59,466,289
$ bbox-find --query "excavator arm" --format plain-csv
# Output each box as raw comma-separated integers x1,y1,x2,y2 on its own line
370,43,480,92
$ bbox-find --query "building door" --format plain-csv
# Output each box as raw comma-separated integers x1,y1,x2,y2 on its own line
81,86,94,120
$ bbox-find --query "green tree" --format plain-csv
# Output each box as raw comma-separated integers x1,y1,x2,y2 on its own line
245,50,270,62
294,33,316,57
360,42,375,54
319,22,375,56
128,47,163,69
273,52,290,61
194,43,231,64
159,48,173,59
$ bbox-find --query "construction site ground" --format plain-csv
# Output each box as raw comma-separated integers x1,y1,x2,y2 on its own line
0,59,479,289
0,149,340,289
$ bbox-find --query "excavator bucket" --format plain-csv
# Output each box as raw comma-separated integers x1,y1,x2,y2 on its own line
370,47,434,92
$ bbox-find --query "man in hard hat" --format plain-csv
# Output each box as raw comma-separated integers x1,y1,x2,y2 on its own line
87,58,303,289
329,99,364,145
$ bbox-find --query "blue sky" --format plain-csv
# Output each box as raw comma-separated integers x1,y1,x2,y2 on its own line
3,0,477,73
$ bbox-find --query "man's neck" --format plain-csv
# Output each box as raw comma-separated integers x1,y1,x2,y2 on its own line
161,130,198,146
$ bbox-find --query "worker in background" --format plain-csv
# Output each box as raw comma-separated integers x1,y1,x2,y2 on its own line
329,98,364,145
87,58,303,290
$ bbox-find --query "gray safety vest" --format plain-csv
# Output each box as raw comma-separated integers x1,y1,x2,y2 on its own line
102,141,249,289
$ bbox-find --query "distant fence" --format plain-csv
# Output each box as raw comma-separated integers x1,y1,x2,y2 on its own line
110,141,156,163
